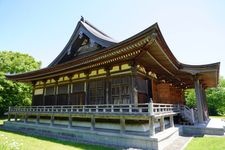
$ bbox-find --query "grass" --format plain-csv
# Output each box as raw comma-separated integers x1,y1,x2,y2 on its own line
210,116,225,119
185,115,225,150
1,116,224,150
0,118,115,150
185,137,225,150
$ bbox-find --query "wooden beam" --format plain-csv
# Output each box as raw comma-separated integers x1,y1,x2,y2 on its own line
154,40,179,70
146,51,175,77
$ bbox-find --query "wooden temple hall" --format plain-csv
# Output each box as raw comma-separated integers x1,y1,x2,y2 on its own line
5,17,220,149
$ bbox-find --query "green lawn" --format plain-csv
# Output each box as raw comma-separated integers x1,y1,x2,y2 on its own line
0,118,115,150
210,116,225,119
185,137,225,150
185,116,225,150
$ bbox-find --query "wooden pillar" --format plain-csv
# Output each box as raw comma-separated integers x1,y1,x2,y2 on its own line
131,63,138,105
160,116,165,131
84,71,89,105
105,67,110,104
54,78,59,105
200,86,208,121
91,115,95,130
194,78,204,124
67,75,73,105
31,81,36,106
149,117,155,136
120,117,125,134
43,80,46,105
202,89,209,120
147,79,153,102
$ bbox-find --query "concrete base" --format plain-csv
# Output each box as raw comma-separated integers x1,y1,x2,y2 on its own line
2,121,179,150
181,118,225,136
182,125,224,136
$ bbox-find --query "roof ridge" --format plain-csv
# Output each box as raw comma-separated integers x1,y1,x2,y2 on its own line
80,16,113,39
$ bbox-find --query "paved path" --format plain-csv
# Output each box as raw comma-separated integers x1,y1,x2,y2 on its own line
207,118,225,129
163,136,192,150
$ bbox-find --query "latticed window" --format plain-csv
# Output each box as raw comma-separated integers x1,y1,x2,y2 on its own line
58,84,68,94
57,84,69,105
45,86,55,95
111,76,130,104
136,77,147,93
89,80,104,104
71,82,85,105
73,82,84,93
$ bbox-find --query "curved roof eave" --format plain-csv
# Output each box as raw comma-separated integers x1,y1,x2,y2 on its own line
5,22,220,88
5,23,162,81
180,62,220,87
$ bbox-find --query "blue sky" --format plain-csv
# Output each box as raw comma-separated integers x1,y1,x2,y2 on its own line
0,0,225,76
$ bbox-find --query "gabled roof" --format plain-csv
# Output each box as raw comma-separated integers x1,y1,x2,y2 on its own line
6,19,220,88
49,17,117,67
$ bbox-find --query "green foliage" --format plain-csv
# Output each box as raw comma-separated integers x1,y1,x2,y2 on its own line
206,86,225,116
185,89,196,108
185,76,225,116
0,51,41,116
0,51,41,74
185,137,225,150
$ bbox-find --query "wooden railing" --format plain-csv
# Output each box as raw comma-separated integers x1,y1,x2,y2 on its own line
8,103,179,116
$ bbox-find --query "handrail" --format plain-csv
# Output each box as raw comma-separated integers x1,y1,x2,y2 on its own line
180,105,195,124
8,103,179,116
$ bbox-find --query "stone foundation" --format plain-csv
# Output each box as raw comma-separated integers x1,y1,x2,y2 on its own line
2,121,179,150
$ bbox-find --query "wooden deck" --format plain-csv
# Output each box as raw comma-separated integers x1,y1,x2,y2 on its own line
7,103,180,136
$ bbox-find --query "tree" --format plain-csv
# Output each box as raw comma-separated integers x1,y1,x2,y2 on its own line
0,51,41,116
185,89,196,108
185,76,225,116
206,77,225,115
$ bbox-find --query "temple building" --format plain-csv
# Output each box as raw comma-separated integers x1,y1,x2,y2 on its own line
4,17,220,150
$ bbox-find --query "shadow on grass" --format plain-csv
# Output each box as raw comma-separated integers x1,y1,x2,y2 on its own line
0,122,115,150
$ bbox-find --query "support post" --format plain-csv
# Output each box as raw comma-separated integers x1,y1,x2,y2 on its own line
8,114,10,122
149,117,155,136
169,115,174,127
91,115,95,130
54,78,59,105
120,117,125,134
160,116,165,131
15,114,17,122
36,115,40,124
202,89,209,120
148,98,154,115
190,108,195,124
43,80,46,105
24,114,28,123
68,114,72,128
84,71,89,105
194,78,204,124
105,67,110,104
50,115,54,126
131,63,138,105
67,75,72,105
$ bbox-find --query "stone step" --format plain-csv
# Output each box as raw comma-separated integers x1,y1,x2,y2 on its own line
162,135,192,150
